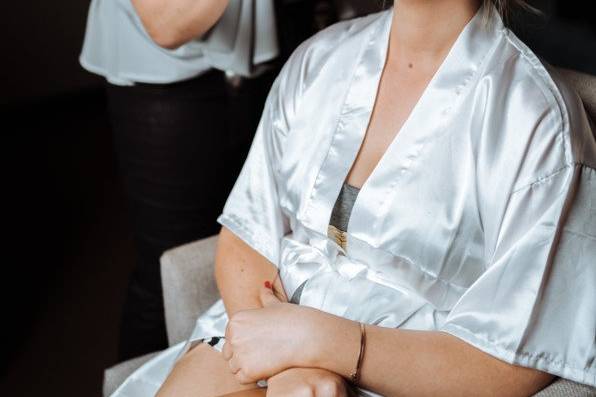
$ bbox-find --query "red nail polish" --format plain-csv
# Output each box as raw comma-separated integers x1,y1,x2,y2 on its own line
264,280,271,289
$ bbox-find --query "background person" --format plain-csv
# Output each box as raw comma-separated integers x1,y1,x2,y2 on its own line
80,0,318,361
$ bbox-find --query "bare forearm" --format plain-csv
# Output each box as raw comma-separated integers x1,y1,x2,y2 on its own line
303,310,554,397
131,0,230,49
214,226,287,316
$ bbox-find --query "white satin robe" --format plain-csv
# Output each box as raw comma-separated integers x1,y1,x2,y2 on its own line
111,5,596,396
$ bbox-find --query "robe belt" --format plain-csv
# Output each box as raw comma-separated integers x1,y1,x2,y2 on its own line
279,235,369,301
278,228,469,311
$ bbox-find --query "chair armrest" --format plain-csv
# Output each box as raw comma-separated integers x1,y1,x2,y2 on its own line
160,234,221,346
103,352,160,397
533,377,596,397
555,67,596,121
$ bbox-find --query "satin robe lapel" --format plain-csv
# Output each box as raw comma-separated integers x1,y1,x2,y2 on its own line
301,10,393,240
350,7,504,247
302,6,504,251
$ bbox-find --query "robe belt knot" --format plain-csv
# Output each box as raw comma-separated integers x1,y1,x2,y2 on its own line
279,236,368,301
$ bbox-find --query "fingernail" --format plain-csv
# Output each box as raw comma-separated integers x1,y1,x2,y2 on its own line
264,280,271,289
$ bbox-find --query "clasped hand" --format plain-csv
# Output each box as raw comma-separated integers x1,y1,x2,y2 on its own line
222,285,353,396
222,284,319,383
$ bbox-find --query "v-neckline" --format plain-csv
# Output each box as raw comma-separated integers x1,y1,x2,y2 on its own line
343,9,438,198
302,5,502,248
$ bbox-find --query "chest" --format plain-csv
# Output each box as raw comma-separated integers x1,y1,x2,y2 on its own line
275,17,494,289
345,62,434,189
278,97,488,291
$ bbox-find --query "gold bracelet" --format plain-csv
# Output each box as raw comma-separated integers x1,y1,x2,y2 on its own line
350,322,366,385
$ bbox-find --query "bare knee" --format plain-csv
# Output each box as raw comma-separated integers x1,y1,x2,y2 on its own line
156,343,258,397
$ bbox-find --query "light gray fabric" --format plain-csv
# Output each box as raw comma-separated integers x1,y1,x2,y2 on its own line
80,0,211,86
102,66,596,397
80,0,278,85
200,0,279,77
556,67,596,123
103,352,160,397
160,235,220,346
534,378,596,397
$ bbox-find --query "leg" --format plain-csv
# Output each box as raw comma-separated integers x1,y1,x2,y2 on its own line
216,390,266,397
156,343,263,397
105,71,231,359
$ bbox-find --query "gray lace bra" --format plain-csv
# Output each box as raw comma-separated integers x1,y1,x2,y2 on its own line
329,181,361,233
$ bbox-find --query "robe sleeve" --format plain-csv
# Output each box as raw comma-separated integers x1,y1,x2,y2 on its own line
439,162,596,386
215,55,302,267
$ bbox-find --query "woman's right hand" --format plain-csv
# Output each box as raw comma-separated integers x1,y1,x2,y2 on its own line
266,367,354,397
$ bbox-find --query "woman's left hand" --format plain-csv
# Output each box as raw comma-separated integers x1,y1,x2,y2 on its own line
266,367,353,397
222,284,320,384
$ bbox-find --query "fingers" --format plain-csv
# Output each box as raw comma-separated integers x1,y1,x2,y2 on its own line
223,343,248,383
234,370,255,385
259,284,282,307
228,355,241,374
270,274,290,302
266,368,351,397
222,338,233,361
222,339,253,384
222,321,249,382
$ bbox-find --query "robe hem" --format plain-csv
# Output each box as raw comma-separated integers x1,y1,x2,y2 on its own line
439,322,596,388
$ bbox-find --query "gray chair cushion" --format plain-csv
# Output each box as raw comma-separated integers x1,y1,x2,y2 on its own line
103,352,160,397
160,235,220,346
556,67,596,121
534,378,596,397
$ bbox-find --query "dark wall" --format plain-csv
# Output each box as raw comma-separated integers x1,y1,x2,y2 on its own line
0,0,594,106
511,0,596,75
1,0,101,105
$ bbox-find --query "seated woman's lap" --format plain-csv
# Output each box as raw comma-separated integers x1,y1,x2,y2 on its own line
156,342,262,397
217,390,267,397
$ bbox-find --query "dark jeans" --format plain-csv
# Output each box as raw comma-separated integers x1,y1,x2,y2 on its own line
106,69,276,360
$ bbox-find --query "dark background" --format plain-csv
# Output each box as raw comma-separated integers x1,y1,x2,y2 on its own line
1,1,594,396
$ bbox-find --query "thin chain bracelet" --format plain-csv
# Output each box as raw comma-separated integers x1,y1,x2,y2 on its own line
350,322,367,386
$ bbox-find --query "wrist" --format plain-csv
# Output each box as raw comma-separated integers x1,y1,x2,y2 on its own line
300,309,362,379
289,305,325,367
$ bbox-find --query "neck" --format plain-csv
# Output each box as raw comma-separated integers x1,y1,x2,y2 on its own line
389,0,482,65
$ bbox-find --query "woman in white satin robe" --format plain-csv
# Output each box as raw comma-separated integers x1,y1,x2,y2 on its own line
111,4,596,396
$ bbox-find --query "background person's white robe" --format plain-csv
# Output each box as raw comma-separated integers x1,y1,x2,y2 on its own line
111,5,596,396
